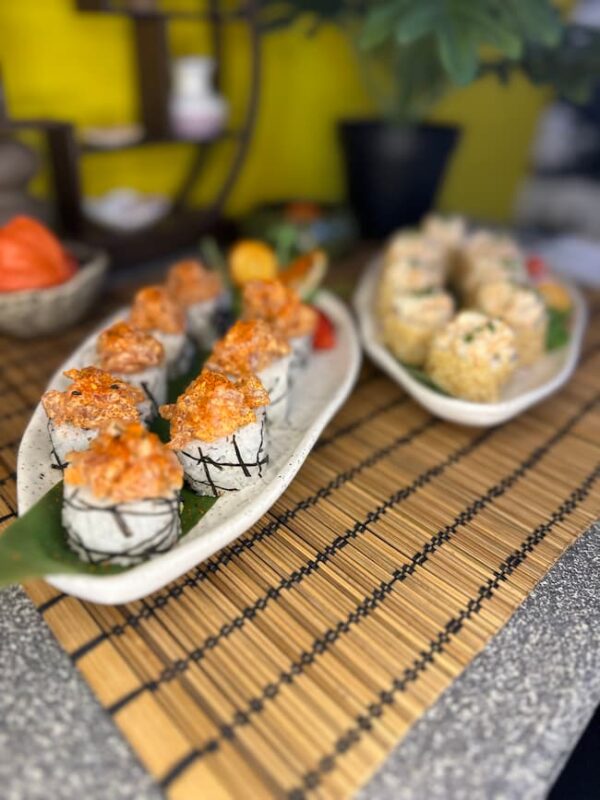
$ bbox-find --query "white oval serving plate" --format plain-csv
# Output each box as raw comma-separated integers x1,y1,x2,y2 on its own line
17,290,361,604
354,257,587,427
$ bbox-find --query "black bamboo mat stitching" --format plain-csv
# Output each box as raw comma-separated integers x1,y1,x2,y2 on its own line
286,461,600,798
314,394,407,450
68,416,439,655
101,391,596,731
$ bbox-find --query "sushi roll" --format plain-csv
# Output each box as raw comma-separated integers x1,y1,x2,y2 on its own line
457,232,527,304
166,259,228,349
41,367,144,469
426,311,518,403
421,214,466,275
161,370,269,497
206,319,291,426
62,421,183,565
474,280,548,366
96,321,166,420
382,289,455,366
129,285,193,378
242,279,317,371
378,232,446,315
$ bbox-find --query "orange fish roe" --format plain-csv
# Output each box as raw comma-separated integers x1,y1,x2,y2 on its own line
42,367,144,429
206,319,290,376
97,321,164,374
130,285,186,334
65,421,183,503
161,369,269,448
242,279,317,338
166,259,223,306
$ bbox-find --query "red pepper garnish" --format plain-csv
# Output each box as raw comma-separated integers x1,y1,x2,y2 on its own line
313,309,336,350
526,255,548,280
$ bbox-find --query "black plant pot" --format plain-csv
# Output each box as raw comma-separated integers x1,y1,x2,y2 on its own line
339,120,460,238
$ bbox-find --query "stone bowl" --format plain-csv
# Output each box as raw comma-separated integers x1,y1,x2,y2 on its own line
0,242,108,338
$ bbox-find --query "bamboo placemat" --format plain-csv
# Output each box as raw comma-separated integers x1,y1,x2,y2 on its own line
0,283,599,799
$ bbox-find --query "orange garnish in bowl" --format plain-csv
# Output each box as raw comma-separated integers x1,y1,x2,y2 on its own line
0,216,76,292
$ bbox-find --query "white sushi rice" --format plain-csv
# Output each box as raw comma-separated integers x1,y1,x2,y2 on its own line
111,364,167,423
48,420,98,469
289,334,313,373
175,410,267,497
257,355,292,426
153,330,195,378
62,484,181,566
186,292,230,350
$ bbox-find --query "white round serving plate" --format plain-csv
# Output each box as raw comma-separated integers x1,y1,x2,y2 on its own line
354,257,588,427
17,290,361,604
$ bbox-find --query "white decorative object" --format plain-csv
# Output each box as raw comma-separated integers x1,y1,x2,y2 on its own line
354,257,587,428
169,56,228,140
84,189,170,232
0,244,108,338
17,290,361,604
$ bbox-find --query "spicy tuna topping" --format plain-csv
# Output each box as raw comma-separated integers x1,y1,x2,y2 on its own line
97,321,164,374
161,370,269,447
64,421,183,503
166,259,223,306
242,279,317,339
206,319,290,376
42,367,144,429
130,285,186,334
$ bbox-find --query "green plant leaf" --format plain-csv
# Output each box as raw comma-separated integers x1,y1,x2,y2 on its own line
438,21,478,86
0,358,217,588
359,1,404,50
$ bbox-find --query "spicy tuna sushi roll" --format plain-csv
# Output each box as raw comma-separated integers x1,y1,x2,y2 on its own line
474,280,548,366
62,422,183,565
166,259,228,349
242,279,317,371
96,321,166,420
41,367,144,468
129,284,193,378
426,311,518,403
382,289,455,366
161,370,269,497
206,318,291,425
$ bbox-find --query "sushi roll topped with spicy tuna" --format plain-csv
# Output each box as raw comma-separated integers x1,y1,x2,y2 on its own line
96,321,166,419
166,259,227,348
62,421,184,565
129,285,192,378
42,367,145,468
242,278,318,371
206,318,291,425
160,370,270,497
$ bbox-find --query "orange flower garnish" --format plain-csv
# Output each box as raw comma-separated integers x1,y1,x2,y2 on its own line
97,321,164,374
65,421,183,503
206,319,290,376
166,259,222,306
161,370,269,447
229,240,278,287
42,367,144,429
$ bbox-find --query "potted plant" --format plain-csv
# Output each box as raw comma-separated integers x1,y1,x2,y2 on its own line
261,1,600,236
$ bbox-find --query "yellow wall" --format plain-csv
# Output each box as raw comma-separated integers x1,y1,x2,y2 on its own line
0,0,549,222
